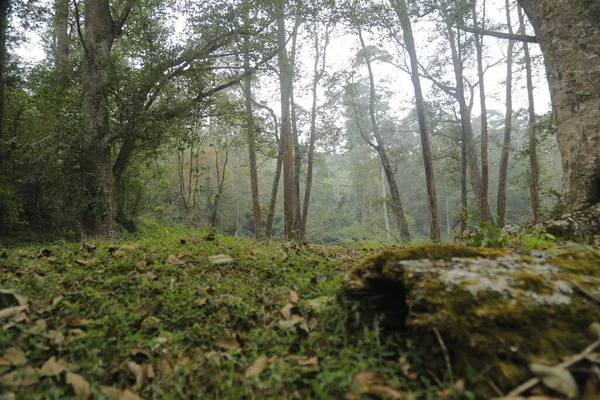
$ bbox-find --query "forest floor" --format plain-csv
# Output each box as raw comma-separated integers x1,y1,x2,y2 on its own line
1,229,600,399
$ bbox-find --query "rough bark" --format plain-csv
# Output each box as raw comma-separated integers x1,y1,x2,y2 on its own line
275,0,296,240
497,0,514,228
358,29,411,243
391,0,440,242
381,166,391,240
80,0,119,240
518,5,539,222
518,0,600,212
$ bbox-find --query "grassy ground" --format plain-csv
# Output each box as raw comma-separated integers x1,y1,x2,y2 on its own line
0,230,446,400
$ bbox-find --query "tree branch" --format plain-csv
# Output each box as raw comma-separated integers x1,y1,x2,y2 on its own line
72,0,88,54
457,24,538,43
114,0,135,37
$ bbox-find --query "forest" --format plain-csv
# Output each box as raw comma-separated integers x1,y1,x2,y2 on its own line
1,0,600,399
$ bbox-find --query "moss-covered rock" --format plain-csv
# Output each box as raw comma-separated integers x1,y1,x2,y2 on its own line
342,244,600,398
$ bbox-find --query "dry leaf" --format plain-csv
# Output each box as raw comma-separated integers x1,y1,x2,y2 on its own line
245,356,268,378
399,356,417,380
120,389,144,400
212,338,240,351
67,328,87,342
289,290,299,303
208,255,234,265
48,330,65,345
40,356,69,376
167,254,185,265
66,372,92,399
278,315,304,329
196,298,208,306
66,318,92,328
127,361,144,388
306,296,333,313
100,385,121,399
0,366,39,387
346,371,407,400
75,258,96,266
0,305,28,320
141,316,161,329
530,363,579,399
280,303,293,320
0,289,28,306
1,348,27,366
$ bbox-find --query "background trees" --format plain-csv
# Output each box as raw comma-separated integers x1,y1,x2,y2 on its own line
1,0,588,243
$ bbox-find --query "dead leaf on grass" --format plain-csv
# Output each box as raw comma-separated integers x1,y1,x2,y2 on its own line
48,330,65,345
100,385,121,399
66,328,87,342
65,318,92,328
167,254,185,266
208,254,234,265
530,363,579,399
141,316,161,329
345,371,407,400
127,361,154,389
0,289,28,307
75,258,96,266
195,298,208,306
40,356,69,376
289,290,299,303
280,303,293,320
212,338,240,351
0,305,28,320
306,296,334,313
245,356,268,378
120,389,144,400
1,348,27,366
66,372,92,399
0,366,39,387
278,315,305,329
399,356,417,380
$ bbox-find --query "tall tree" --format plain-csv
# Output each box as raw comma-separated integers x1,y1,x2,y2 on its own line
275,0,296,240
357,28,411,242
517,4,539,222
0,0,9,168
472,0,490,223
497,0,514,227
517,0,600,213
54,0,69,64
79,0,134,239
243,1,262,240
390,0,440,242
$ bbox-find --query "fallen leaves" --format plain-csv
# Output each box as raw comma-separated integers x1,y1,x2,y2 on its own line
208,254,234,265
345,371,408,400
66,372,92,399
245,356,269,378
212,338,241,351
40,357,69,377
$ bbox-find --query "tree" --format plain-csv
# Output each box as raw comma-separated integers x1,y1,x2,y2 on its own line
497,0,515,227
78,0,134,239
389,0,440,242
517,0,600,213
356,29,411,242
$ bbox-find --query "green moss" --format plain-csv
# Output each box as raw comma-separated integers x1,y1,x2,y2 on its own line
348,244,507,280
549,250,600,275
509,272,549,292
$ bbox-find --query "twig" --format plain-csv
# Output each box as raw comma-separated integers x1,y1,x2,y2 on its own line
506,339,600,397
433,328,454,382
487,380,504,397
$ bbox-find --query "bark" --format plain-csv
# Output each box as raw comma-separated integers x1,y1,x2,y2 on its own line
357,29,411,243
518,0,600,212
497,0,514,228
390,0,440,242
381,166,391,240
54,0,69,64
0,0,8,168
461,124,468,234
275,0,296,240
473,1,490,223
290,88,302,231
265,136,283,239
80,0,119,240
243,29,262,240
518,5,539,222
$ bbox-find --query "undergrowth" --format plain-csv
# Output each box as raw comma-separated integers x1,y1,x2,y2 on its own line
0,231,449,399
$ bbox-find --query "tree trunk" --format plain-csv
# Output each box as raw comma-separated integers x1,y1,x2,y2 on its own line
0,0,8,168
461,129,468,234
243,28,262,240
275,0,296,240
357,29,411,243
381,166,391,240
497,0,514,228
518,0,600,212
54,0,69,64
80,0,119,240
444,20,493,223
518,5,539,222
265,136,283,240
391,0,440,242
473,0,490,223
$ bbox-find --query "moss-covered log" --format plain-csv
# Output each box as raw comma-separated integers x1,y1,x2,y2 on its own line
342,244,600,398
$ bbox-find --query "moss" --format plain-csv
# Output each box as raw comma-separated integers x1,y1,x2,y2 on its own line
509,272,549,293
348,244,507,280
548,250,600,275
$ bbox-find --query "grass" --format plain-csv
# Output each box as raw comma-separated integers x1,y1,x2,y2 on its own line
0,231,444,399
